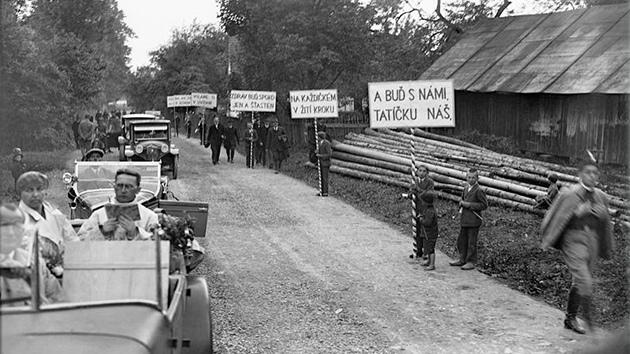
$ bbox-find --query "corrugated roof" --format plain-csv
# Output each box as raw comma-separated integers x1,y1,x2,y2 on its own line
419,4,630,94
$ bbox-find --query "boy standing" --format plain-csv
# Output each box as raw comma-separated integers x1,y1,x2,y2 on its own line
418,193,439,271
450,168,488,270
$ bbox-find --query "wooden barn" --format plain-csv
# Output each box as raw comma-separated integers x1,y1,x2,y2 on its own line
419,4,629,165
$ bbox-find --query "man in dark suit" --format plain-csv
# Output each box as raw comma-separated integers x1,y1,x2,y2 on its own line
255,119,270,166
450,168,488,270
315,132,332,196
266,117,288,173
205,116,225,165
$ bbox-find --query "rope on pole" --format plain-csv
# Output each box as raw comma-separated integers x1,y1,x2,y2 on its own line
410,128,419,258
314,118,322,195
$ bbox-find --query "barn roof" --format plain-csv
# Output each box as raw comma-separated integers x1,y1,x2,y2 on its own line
419,4,630,94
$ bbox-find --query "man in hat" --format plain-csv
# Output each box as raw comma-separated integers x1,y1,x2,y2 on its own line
206,116,225,165
315,131,332,196
77,149,114,190
223,119,240,163
78,168,159,241
541,152,613,334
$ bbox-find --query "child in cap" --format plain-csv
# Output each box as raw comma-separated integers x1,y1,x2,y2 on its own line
418,192,439,271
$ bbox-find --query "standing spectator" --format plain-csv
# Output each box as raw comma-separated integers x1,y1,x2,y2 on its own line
223,119,239,163
307,121,327,164
243,122,258,168
198,112,208,146
11,148,26,189
404,165,435,259
107,112,122,152
315,131,331,195
418,193,439,271
256,118,270,166
206,116,225,165
541,153,613,334
174,113,181,137
449,168,488,270
535,173,561,210
71,114,81,149
266,117,288,174
78,115,96,160
184,113,192,138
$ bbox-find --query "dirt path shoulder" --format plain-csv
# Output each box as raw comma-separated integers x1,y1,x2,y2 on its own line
169,136,602,354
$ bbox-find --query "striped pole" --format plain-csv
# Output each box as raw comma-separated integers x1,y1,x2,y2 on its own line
314,118,322,195
410,128,419,258
250,112,254,168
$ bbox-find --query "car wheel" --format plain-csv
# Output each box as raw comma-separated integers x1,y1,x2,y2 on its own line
172,155,179,180
182,276,213,354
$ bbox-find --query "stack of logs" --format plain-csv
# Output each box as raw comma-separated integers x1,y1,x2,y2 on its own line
324,127,629,226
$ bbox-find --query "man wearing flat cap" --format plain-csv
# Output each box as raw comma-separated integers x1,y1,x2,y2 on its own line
16,171,79,276
541,151,614,334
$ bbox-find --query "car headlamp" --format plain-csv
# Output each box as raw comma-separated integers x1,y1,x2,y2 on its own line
161,144,169,153
135,145,144,154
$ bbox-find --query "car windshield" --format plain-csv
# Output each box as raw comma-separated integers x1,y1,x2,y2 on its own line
133,125,169,140
74,161,161,194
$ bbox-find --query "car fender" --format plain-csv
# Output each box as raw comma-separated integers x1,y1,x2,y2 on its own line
182,275,213,354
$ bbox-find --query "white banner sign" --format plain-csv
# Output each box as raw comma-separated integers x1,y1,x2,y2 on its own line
289,89,338,119
230,90,276,112
191,92,217,108
144,110,161,116
368,80,455,128
167,95,192,107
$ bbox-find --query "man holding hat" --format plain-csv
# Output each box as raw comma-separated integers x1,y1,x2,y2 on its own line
541,151,613,334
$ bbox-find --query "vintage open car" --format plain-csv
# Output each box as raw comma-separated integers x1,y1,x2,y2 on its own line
1,161,213,354
119,120,180,179
64,161,168,221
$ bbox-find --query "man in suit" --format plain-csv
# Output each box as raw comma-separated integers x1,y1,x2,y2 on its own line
266,117,288,174
255,118,270,166
541,153,613,334
205,116,225,165
315,132,332,196
223,119,240,163
450,168,488,270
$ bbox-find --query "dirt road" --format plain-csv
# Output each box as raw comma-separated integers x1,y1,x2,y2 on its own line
168,137,599,354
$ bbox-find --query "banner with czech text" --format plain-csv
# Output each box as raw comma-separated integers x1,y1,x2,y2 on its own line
167,95,192,108
230,90,276,112
289,89,338,119
191,92,217,109
368,80,455,128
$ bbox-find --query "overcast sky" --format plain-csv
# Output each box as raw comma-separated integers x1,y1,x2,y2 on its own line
118,0,548,71
118,0,220,70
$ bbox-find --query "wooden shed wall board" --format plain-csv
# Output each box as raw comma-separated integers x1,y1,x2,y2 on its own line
442,92,628,164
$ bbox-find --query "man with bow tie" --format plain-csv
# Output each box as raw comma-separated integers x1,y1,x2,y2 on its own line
450,168,487,271
541,152,613,335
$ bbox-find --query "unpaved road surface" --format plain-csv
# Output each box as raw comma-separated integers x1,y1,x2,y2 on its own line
169,137,602,354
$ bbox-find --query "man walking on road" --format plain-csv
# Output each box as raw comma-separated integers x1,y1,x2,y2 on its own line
77,115,96,161
450,168,487,270
315,132,332,197
540,152,613,334
266,117,288,174
206,116,225,165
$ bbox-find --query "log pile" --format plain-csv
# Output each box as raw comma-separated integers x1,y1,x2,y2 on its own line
325,128,630,225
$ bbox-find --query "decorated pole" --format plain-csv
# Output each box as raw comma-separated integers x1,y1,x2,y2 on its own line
250,111,255,168
314,118,322,195
409,128,420,258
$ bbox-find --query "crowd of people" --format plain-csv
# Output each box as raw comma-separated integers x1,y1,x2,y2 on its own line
72,110,125,161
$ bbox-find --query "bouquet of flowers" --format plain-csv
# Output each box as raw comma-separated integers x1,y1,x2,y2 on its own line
157,213,198,274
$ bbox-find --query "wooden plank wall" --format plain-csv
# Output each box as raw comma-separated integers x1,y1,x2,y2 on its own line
435,91,628,165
